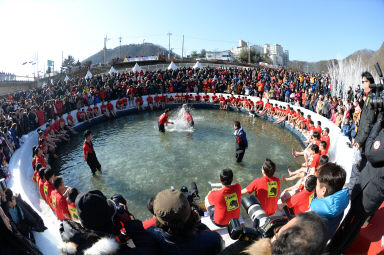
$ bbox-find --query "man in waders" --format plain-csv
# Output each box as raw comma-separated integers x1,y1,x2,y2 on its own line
234,121,248,163
158,108,174,132
83,130,101,175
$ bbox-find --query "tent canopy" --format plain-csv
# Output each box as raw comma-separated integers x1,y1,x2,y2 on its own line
193,61,203,69
109,66,118,75
167,61,178,70
85,70,93,79
132,63,142,72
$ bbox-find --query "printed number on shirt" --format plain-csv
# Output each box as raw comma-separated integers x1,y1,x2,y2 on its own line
224,193,239,211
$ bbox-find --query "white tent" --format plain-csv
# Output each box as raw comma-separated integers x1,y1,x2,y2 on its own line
85,70,93,79
109,66,118,75
64,75,70,82
167,61,178,70
132,63,142,72
193,61,203,69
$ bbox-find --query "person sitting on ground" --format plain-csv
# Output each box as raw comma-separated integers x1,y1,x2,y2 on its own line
100,101,110,118
205,169,241,227
59,190,158,255
292,131,321,167
51,176,71,220
284,144,320,182
310,162,349,240
147,95,154,110
92,104,100,117
107,100,117,117
135,96,144,111
43,168,55,211
147,189,223,255
279,175,317,217
241,158,280,216
66,188,80,222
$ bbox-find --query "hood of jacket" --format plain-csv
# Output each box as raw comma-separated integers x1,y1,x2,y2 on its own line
310,188,349,219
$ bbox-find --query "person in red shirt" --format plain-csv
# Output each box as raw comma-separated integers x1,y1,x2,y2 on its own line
154,93,160,109
66,114,75,127
147,95,154,110
280,175,317,217
76,108,88,122
107,100,117,117
92,104,100,117
121,97,128,107
43,168,56,211
55,99,63,115
321,127,331,152
206,169,241,226
36,107,45,126
183,105,194,127
160,94,167,109
51,176,70,220
83,130,102,175
38,167,47,201
135,96,144,111
87,106,94,119
319,141,328,156
241,158,280,216
158,108,174,133
203,93,210,103
67,188,80,222
211,93,218,104
284,144,321,182
194,93,201,103
115,98,124,110
100,101,109,118
168,95,174,103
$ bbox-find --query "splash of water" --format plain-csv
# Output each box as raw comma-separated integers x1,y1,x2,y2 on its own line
328,56,377,100
166,105,195,132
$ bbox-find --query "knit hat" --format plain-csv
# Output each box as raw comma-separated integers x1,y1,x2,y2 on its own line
153,189,191,225
75,190,118,234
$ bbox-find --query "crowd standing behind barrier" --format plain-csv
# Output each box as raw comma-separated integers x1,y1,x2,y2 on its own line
3,66,360,254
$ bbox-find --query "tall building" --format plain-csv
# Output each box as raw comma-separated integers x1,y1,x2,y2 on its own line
263,43,288,66
283,50,289,66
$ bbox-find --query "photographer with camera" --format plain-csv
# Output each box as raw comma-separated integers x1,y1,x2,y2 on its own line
349,71,378,191
147,189,223,255
59,190,158,255
205,169,241,227
327,113,384,253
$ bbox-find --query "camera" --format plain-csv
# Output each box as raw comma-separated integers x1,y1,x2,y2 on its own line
0,178,6,192
369,63,384,110
180,182,204,216
228,195,288,241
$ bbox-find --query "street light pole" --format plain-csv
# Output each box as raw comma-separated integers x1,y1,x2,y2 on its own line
166,32,172,60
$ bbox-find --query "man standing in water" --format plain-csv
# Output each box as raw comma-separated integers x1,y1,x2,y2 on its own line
234,121,248,163
83,130,102,175
158,108,174,132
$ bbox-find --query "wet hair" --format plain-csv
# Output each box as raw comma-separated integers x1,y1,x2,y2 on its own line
68,188,79,204
272,212,328,255
361,71,375,84
53,176,64,190
147,196,155,215
234,121,241,128
220,168,234,186
305,175,317,192
319,155,329,166
262,158,276,177
44,168,54,181
313,132,320,140
38,167,46,180
310,144,319,154
84,129,92,138
317,163,346,196
320,141,327,149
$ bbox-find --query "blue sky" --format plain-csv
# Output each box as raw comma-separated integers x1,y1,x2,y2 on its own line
0,0,383,76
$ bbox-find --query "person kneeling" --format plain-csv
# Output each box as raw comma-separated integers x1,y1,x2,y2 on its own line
205,169,241,227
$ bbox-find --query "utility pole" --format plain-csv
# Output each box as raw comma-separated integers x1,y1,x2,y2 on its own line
119,36,122,58
104,35,110,65
182,34,184,59
142,39,145,56
166,32,172,60
248,42,251,64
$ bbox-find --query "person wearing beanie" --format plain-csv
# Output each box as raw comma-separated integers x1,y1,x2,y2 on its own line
147,189,223,255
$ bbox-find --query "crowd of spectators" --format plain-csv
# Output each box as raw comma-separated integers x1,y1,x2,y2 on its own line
0,72,16,82
0,64,372,254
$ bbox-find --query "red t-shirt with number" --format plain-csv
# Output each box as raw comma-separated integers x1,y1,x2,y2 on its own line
246,176,281,216
286,189,315,215
207,184,242,225
51,190,70,220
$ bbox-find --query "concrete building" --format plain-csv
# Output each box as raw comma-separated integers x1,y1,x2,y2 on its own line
206,50,234,62
283,50,289,66
264,43,289,66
